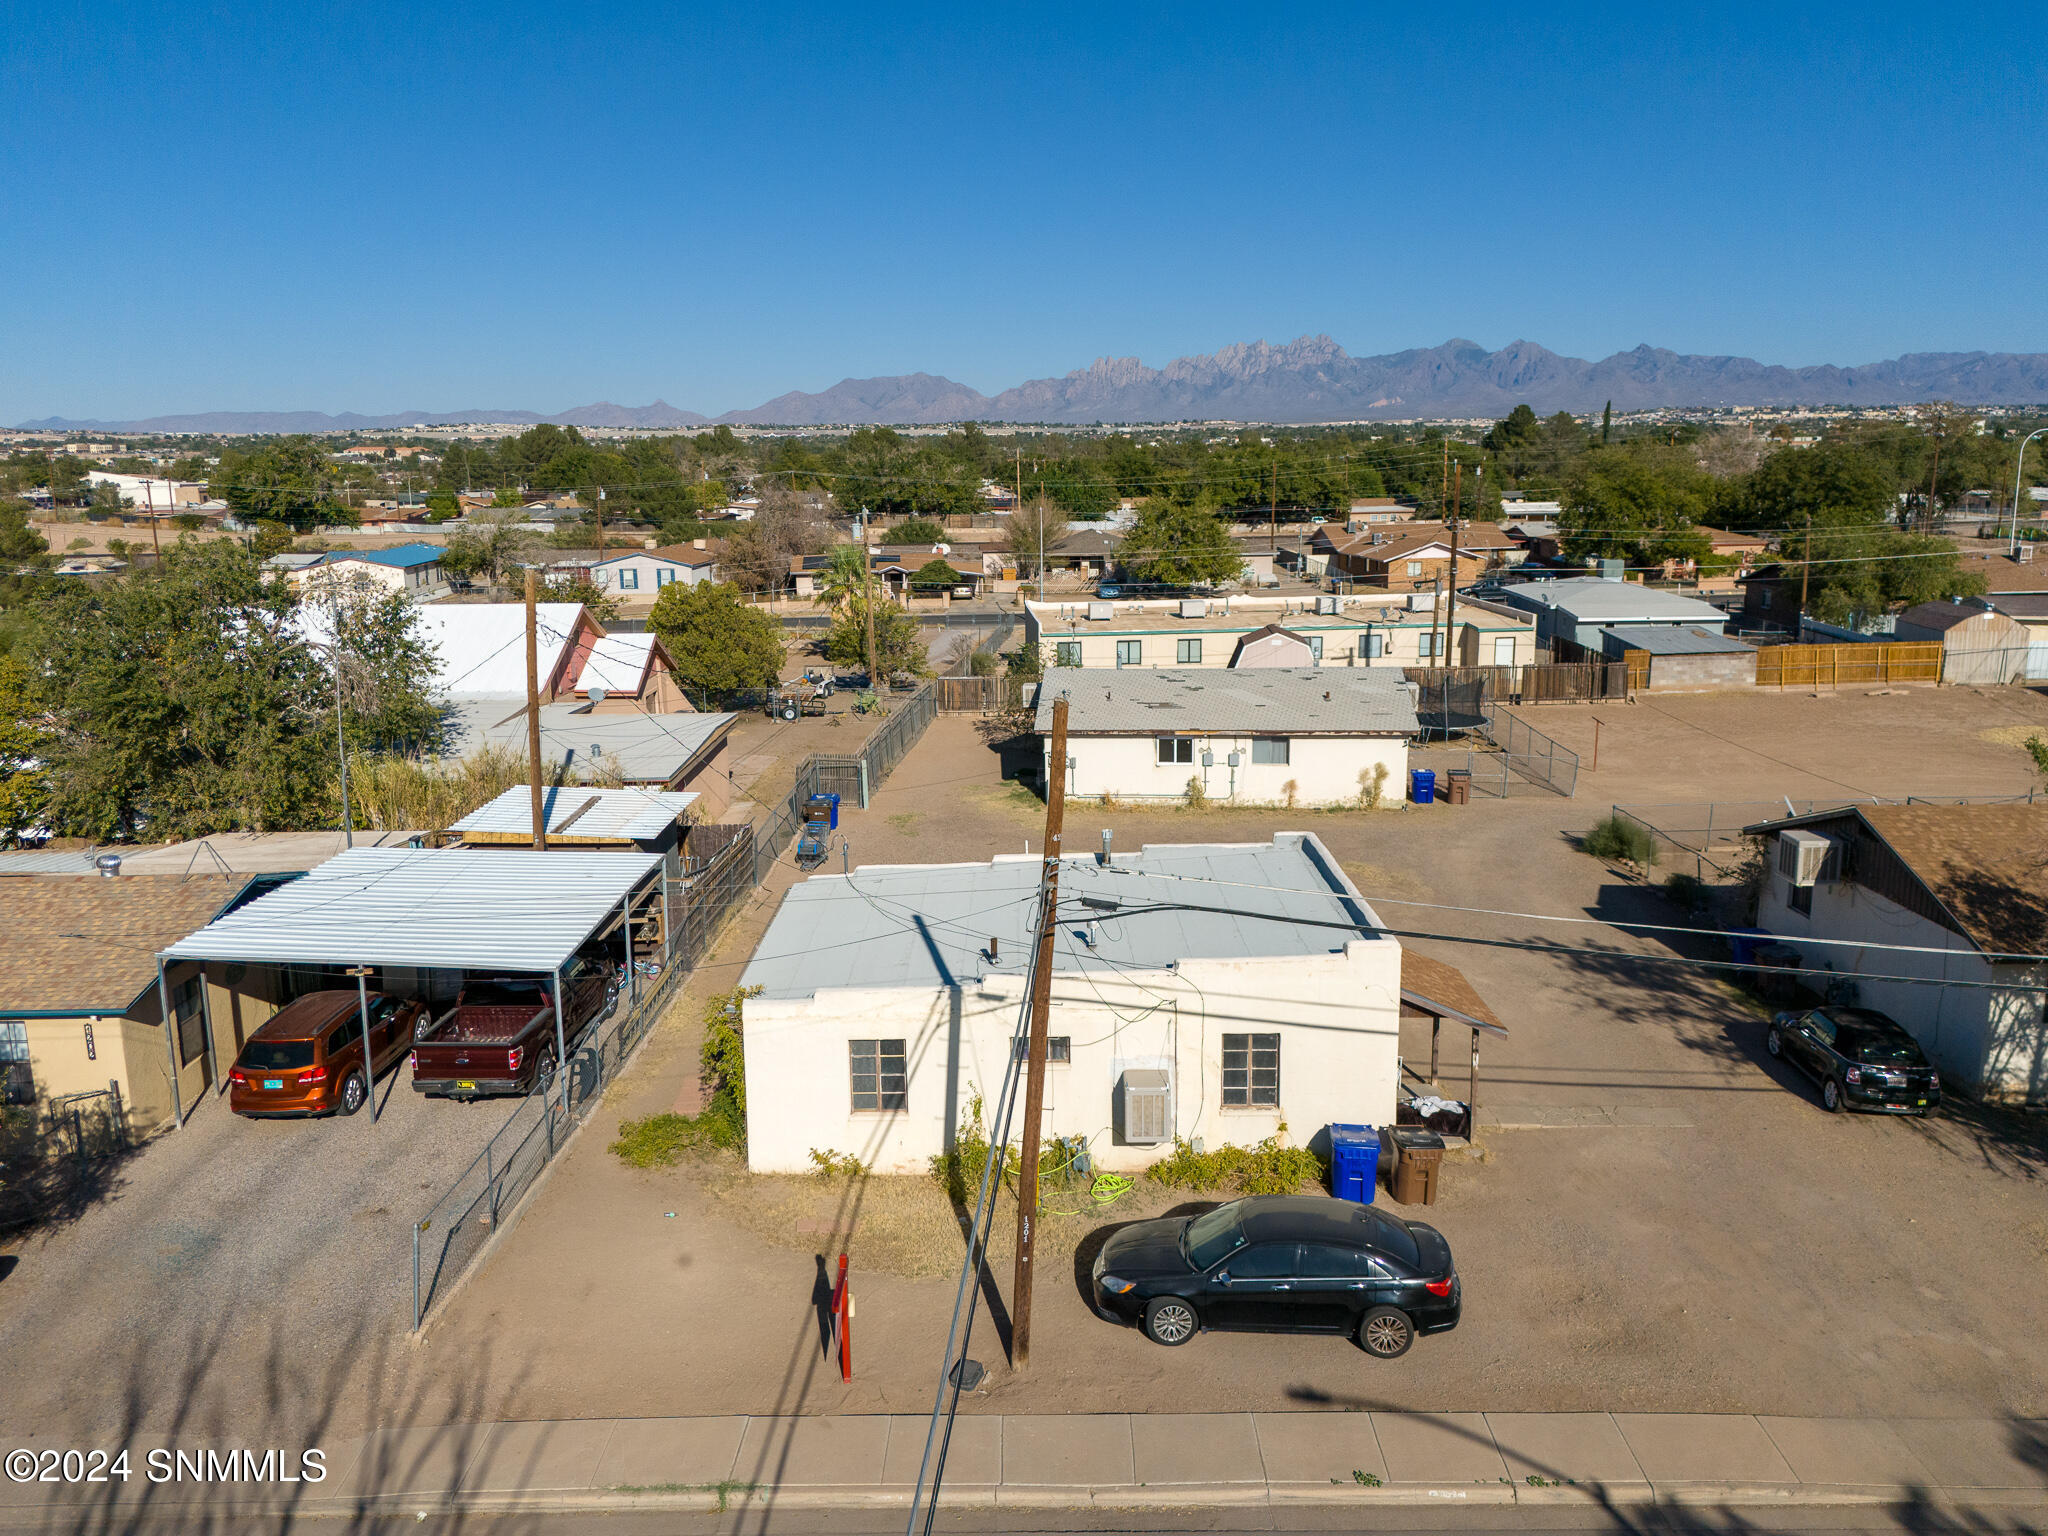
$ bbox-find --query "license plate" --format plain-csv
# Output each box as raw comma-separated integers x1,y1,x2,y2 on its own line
264,1079,282,1090
456,1080,477,1091
1916,1098,1927,1106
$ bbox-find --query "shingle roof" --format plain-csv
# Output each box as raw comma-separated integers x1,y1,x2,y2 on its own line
1896,599,1993,633
1035,667,1418,736
1854,804,2048,958
3,876,250,1013
1956,550,2048,593
1399,951,1507,1035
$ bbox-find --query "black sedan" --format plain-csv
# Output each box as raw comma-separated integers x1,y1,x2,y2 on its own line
1089,1195,1459,1359
1766,1005,1941,1115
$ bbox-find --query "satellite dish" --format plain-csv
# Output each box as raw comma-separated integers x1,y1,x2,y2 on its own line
586,687,607,705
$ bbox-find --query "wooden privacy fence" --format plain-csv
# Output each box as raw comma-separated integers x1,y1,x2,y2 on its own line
937,673,1028,713
1406,662,1629,705
1754,642,1942,688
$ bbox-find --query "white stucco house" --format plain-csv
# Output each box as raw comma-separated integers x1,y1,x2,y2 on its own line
737,834,1404,1174
1034,668,1416,807
1747,804,2048,1105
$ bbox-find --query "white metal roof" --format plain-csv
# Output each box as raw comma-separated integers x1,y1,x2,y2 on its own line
1496,578,1729,624
416,603,586,696
160,847,662,972
450,785,697,841
571,632,659,697
443,700,736,785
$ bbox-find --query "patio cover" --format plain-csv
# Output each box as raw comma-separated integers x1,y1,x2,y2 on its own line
159,847,663,973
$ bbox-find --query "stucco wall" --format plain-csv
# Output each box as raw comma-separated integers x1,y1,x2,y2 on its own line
1028,614,1533,671
742,939,1404,1175
1759,868,2046,1104
1049,732,1408,807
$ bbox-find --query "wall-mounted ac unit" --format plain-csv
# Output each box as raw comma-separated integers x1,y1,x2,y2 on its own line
1117,1069,1171,1145
1777,829,1834,887
1315,594,1339,615
1179,598,1208,619
1086,602,1114,621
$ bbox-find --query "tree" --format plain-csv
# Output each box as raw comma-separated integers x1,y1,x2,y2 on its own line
491,484,524,508
439,511,534,593
1742,442,1896,532
718,482,827,593
910,557,960,592
822,593,928,680
1560,445,1712,568
1119,500,1242,587
425,489,460,521
536,574,622,625
0,653,50,844
1005,496,1070,579
85,482,125,521
250,520,296,561
216,436,345,530
300,570,443,753
647,581,785,705
890,516,947,545
809,543,869,612
46,457,88,505
28,540,338,839
0,502,50,604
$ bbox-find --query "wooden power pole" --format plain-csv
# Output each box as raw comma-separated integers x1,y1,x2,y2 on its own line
1799,512,1812,619
1012,694,1069,1369
524,569,549,850
1443,462,1461,669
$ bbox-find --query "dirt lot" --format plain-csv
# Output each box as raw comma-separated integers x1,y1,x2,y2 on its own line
405,686,2048,1429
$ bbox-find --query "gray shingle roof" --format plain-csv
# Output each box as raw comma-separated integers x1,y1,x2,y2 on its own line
1034,667,1418,736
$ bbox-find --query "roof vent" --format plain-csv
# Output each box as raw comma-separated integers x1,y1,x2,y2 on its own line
94,853,122,877
1086,602,1114,621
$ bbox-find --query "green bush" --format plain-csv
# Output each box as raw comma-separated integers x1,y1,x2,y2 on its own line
608,985,755,1166
1148,1133,1326,1196
1581,813,1657,865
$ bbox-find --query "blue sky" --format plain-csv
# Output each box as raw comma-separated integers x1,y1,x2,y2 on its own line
4,1,2045,421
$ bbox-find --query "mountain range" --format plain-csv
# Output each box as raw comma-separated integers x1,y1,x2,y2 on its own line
22,336,2048,434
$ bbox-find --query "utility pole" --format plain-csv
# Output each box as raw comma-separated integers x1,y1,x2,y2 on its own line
1444,462,1461,670
145,480,161,562
334,642,354,850
1269,462,1277,552
525,569,548,850
1799,511,1812,620
1012,694,1068,1370
863,521,879,690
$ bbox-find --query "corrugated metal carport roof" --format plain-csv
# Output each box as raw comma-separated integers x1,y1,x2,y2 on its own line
160,847,662,972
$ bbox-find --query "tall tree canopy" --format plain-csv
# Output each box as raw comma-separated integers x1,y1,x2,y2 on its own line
648,580,785,705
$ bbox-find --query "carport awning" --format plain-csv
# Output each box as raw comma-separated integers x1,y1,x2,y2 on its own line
159,847,664,972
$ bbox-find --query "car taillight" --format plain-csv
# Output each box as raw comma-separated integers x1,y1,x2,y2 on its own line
1423,1277,1454,1298
409,1050,417,1070
229,1069,246,1086
300,1066,327,1085
507,1047,523,1071
1930,1070,1940,1089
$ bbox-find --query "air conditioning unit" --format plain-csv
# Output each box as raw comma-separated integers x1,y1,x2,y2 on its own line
1776,829,1834,887
1315,594,1339,615
1117,1069,1171,1145
1179,598,1207,619
1405,590,1434,612
1086,602,1114,621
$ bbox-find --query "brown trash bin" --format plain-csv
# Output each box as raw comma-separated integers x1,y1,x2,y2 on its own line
1445,770,1471,805
1384,1127,1446,1206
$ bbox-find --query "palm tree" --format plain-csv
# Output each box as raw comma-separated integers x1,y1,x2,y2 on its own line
812,543,870,611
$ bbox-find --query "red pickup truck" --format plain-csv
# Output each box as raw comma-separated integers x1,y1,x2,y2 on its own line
410,963,612,1100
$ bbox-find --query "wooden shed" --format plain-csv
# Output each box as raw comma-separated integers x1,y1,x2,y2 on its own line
1893,599,2031,686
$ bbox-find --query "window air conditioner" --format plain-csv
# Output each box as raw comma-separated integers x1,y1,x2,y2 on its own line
1777,829,1832,887
1117,1069,1171,1145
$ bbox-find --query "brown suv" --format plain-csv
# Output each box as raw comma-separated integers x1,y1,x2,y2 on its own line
229,990,424,1118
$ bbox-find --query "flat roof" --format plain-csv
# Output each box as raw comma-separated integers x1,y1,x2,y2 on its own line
451,785,698,841
1599,624,1752,656
740,832,1386,1002
1495,578,1731,624
162,847,662,972
1035,667,1419,736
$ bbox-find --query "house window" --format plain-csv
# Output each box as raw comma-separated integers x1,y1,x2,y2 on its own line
656,567,674,586
1417,631,1440,659
619,568,640,590
0,1020,31,1106
1115,639,1142,667
1364,630,1386,659
1156,736,1195,765
1014,1036,1071,1064
1251,737,1290,765
1054,641,1083,668
849,1039,907,1112
1222,1032,1280,1107
1406,561,1422,577
1177,638,1202,664
1787,881,1813,917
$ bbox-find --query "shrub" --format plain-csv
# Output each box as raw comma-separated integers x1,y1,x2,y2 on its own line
1581,812,1657,865
1147,1131,1326,1196
609,985,755,1165
968,649,997,676
808,1148,870,1178
1360,762,1390,810
1183,775,1208,810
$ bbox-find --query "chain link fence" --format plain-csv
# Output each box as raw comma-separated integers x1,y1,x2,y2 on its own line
1612,791,2046,877
1480,706,1580,796
1,1087,132,1231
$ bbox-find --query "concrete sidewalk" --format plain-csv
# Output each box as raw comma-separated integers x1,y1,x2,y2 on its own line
5,1412,2045,1519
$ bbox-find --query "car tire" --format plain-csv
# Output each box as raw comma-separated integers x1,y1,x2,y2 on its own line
1359,1306,1415,1359
1822,1076,1844,1114
780,704,799,722
1141,1296,1199,1346
340,1071,368,1116
533,1050,558,1096
1766,1026,1783,1058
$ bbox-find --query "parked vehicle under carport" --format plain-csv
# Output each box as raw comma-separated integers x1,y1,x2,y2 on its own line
228,990,423,1117
410,960,612,1100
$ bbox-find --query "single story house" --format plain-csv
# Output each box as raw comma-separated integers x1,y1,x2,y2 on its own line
737,833,1404,1173
1036,668,1418,806
3,875,272,1132
1045,527,1122,577
1892,598,2031,686
1596,624,1758,690
1317,523,1521,591
291,542,448,598
563,631,693,712
1024,594,1536,673
1744,804,2048,1105
1487,575,1733,652
588,543,720,598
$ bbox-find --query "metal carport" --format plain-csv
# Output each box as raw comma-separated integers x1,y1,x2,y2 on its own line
157,847,666,1126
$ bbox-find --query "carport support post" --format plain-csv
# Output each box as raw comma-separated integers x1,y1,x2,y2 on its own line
157,959,183,1129
349,966,377,1124
552,963,569,1116
1468,1028,1480,1130
617,892,636,1006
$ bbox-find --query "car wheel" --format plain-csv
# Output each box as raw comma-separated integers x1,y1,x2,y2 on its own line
1142,1296,1198,1346
533,1050,558,1096
780,704,799,721
1766,1026,1783,1058
339,1071,368,1116
1359,1306,1414,1359
1822,1076,1844,1114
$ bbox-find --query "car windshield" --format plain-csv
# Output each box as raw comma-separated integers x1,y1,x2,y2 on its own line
1182,1203,1247,1269
240,1040,315,1071
1836,1026,1924,1066
462,980,548,1008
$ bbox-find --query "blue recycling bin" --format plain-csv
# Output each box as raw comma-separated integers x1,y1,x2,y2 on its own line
1410,769,1436,804
1328,1123,1379,1204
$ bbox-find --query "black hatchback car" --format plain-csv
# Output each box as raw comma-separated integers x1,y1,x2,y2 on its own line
1089,1195,1459,1359
1767,1006,1940,1115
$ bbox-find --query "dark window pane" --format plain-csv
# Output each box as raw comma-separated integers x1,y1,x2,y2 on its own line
1224,1243,1300,1279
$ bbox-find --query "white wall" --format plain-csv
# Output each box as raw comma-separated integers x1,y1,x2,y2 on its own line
1759,864,2047,1103
1048,732,1408,807
594,554,717,594
742,940,1404,1175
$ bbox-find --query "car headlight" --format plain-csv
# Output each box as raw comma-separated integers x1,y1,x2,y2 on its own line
1843,1066,1862,1084
1097,1275,1137,1295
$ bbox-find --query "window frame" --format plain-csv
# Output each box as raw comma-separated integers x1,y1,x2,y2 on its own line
1176,637,1202,664
618,567,641,590
1156,736,1194,765
1053,640,1083,668
1251,737,1290,765
1787,881,1813,917
1115,639,1142,667
1221,1031,1280,1108
848,1038,908,1113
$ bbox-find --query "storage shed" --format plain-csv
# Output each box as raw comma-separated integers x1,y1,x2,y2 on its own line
1892,598,2031,686
1596,625,1758,691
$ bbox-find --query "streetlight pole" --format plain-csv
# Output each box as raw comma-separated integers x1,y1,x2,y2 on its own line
2010,427,2048,555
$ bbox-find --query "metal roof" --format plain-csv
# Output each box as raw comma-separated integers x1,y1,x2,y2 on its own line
740,832,1387,1002
571,633,660,696
1034,668,1418,736
1493,578,1731,624
450,785,698,841
443,700,736,785
322,542,444,570
161,847,662,972
0,850,119,876
1598,624,1754,656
